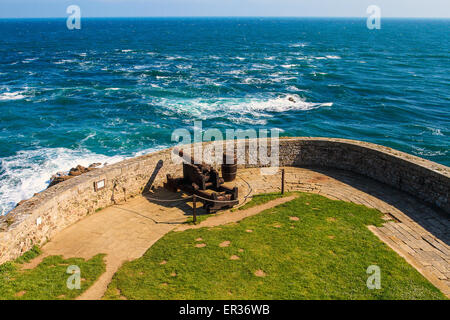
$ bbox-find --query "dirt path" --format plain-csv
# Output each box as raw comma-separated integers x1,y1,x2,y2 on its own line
175,195,298,232
21,195,187,300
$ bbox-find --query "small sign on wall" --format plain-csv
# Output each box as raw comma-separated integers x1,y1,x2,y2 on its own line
94,179,106,192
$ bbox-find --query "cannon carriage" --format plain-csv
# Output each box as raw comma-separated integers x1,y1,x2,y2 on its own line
164,148,239,213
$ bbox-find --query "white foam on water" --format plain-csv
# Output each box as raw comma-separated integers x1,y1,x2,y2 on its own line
281,64,297,69
252,63,274,70
289,43,308,48
428,127,444,136
224,70,245,75
286,86,309,93
158,94,333,123
0,91,27,101
53,59,77,65
0,148,126,216
234,95,332,112
311,55,341,60
166,55,186,60
411,146,447,157
22,57,39,64
134,65,151,70
242,77,263,84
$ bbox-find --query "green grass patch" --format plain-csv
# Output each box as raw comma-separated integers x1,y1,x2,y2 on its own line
186,192,293,224
235,192,294,211
0,249,106,300
14,245,41,264
105,192,446,300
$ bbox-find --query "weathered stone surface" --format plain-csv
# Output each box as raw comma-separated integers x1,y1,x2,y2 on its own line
0,137,448,265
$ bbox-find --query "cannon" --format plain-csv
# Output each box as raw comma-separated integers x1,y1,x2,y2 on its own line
164,148,239,213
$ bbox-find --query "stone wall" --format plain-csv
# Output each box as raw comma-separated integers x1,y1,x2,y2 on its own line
0,137,448,264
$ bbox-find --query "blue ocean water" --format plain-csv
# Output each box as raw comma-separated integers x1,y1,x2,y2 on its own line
0,18,449,214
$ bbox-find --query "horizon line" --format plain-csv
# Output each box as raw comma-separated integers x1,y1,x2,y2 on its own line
1,16,449,19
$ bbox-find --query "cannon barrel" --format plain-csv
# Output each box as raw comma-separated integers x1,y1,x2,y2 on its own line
173,147,212,170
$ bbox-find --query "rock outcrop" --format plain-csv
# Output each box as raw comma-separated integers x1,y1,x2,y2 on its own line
48,163,102,188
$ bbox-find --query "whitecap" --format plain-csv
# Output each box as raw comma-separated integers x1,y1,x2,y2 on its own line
242,77,263,84
0,91,26,101
428,128,444,136
289,43,308,48
53,59,76,65
224,70,245,75
287,86,307,92
411,146,447,157
79,133,96,144
22,58,39,63
166,55,185,60
134,65,151,70
156,94,333,125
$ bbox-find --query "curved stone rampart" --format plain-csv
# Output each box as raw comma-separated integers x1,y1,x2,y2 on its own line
1,137,448,264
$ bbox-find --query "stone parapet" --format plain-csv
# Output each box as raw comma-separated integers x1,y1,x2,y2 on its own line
0,137,448,264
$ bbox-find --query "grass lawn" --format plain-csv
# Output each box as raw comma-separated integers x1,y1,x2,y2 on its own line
0,247,106,300
185,192,295,225
104,192,446,300
235,192,295,211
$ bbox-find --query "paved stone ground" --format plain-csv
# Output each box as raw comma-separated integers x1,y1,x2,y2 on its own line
23,167,450,299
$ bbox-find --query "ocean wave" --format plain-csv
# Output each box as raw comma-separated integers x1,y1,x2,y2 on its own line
224,70,245,75
428,127,444,136
411,146,447,157
286,86,308,92
134,65,151,70
0,148,126,216
226,95,333,113
53,59,77,65
281,64,297,69
157,94,333,124
289,43,308,48
22,57,39,64
0,91,27,101
166,55,186,60
311,55,341,60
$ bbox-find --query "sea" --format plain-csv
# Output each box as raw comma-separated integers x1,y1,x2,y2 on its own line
0,18,449,215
